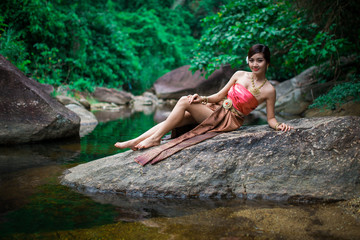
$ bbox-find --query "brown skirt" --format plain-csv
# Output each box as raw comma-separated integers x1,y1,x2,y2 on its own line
134,104,244,166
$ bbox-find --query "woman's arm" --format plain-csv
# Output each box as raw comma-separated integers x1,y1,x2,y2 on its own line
266,89,293,132
189,71,243,104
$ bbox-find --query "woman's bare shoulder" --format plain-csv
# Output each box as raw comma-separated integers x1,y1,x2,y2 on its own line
233,70,250,84
264,81,276,97
233,70,249,76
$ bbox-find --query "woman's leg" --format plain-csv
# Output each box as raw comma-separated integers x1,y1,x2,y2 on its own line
134,96,214,149
114,96,213,150
114,113,192,150
114,122,165,150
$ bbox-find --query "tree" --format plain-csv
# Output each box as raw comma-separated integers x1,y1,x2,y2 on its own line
190,0,350,81
0,0,200,94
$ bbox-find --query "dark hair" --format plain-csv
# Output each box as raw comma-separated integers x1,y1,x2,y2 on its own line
247,44,270,64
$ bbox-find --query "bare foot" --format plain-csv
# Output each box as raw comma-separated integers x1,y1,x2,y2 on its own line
135,137,160,150
114,140,139,151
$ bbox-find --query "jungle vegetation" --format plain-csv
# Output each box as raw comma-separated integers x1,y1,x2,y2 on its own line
0,0,359,107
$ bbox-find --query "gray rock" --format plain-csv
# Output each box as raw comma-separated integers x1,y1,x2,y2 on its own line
78,98,91,110
65,104,98,137
36,82,54,95
132,92,158,114
92,87,133,105
93,108,133,123
273,66,328,115
56,95,82,106
153,65,237,99
91,102,124,111
272,56,357,116
61,116,360,202
65,104,97,125
0,54,80,144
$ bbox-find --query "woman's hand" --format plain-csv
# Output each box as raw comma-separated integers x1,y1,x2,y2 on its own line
277,123,293,132
188,94,203,104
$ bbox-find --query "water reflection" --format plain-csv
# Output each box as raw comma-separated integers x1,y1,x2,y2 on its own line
0,165,65,214
79,122,98,137
0,108,157,219
0,137,81,174
93,107,133,123
79,189,287,222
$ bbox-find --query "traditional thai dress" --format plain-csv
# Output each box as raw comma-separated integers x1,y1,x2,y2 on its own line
135,83,259,166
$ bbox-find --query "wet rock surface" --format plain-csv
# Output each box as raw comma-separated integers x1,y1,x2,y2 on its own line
62,116,360,201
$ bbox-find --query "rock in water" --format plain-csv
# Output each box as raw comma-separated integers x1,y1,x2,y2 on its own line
0,54,80,144
65,104,98,137
92,87,133,105
62,116,360,201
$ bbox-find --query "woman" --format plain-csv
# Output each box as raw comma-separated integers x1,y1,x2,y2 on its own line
115,44,293,166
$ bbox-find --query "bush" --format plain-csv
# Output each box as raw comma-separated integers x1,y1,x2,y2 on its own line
0,0,198,94
0,26,31,73
190,0,350,80
309,74,360,110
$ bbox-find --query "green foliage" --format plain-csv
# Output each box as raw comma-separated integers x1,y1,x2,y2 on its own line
21,0,140,92
110,0,174,11
115,7,195,93
0,15,6,32
0,0,200,94
309,74,360,110
177,0,232,38
68,77,95,92
289,0,360,50
2,0,353,99
190,0,350,80
32,43,63,85
0,27,31,73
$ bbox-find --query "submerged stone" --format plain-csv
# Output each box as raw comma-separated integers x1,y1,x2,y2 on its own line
4,199,360,240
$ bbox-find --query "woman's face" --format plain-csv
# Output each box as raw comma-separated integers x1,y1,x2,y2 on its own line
248,53,268,75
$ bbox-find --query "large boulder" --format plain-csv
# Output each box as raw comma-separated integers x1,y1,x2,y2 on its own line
62,116,360,202
0,55,80,144
36,82,54,95
273,66,329,115
154,65,237,99
272,56,357,116
92,87,134,105
65,104,98,137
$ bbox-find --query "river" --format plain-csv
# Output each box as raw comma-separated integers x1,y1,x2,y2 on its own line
0,108,359,240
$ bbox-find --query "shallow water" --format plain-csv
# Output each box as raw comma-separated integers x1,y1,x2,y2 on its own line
0,108,359,240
